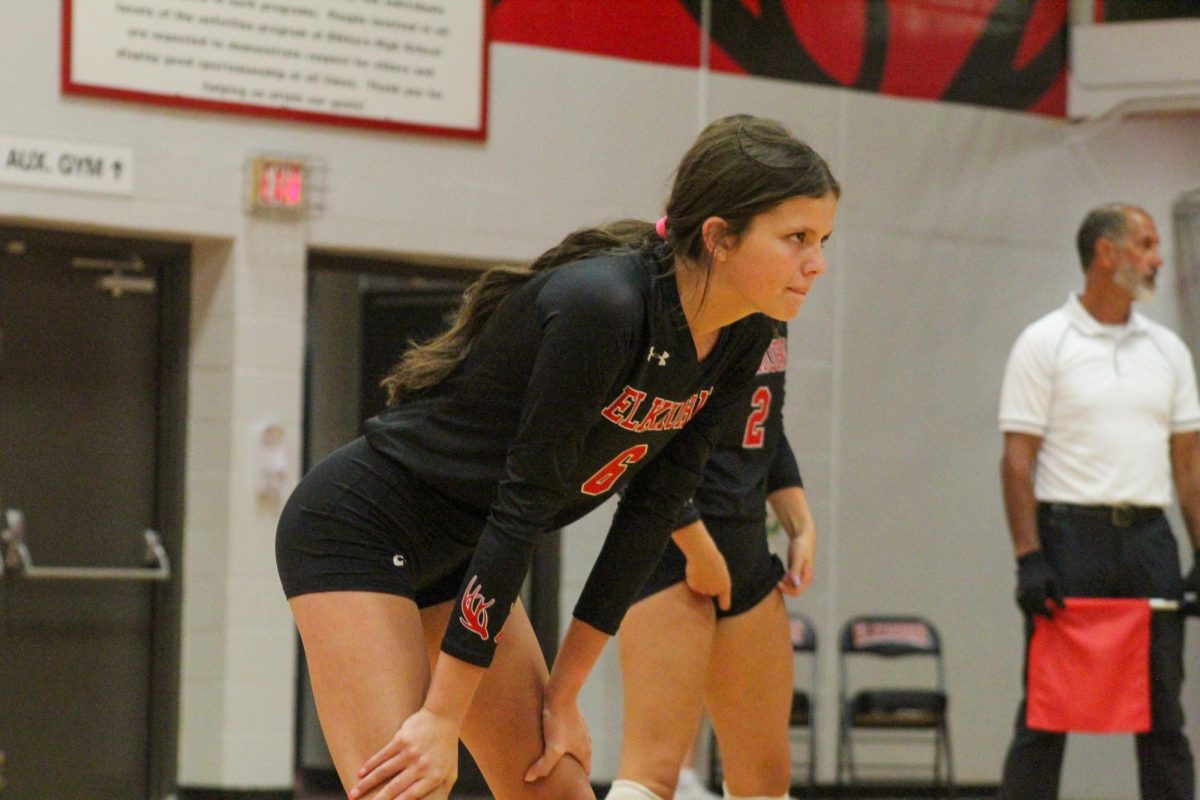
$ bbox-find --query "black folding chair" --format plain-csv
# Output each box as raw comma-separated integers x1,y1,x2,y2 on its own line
709,611,819,795
836,615,954,797
786,612,819,795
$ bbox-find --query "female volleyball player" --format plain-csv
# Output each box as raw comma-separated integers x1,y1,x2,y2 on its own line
275,114,838,800
614,320,817,800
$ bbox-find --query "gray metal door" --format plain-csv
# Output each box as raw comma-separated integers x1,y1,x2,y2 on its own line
0,227,187,800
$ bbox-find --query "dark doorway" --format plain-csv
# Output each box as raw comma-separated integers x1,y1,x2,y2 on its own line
0,225,188,800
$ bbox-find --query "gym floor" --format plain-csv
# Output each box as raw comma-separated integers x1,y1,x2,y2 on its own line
296,783,994,799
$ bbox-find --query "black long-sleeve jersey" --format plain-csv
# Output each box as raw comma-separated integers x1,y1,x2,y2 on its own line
365,244,772,666
675,325,802,530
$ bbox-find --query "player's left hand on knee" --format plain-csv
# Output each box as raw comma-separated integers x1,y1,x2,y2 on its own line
350,707,459,800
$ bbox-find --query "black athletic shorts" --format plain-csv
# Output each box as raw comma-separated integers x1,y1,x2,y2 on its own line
275,437,473,607
634,518,785,617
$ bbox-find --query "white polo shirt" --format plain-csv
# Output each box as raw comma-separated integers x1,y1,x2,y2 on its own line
999,293,1200,507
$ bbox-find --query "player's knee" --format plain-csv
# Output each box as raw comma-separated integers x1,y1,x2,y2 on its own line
517,761,596,800
607,778,666,800
721,746,791,794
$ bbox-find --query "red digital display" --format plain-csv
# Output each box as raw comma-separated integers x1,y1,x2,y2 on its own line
252,159,304,211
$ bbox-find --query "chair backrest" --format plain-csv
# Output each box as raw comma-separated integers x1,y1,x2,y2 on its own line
788,612,818,653
841,615,940,657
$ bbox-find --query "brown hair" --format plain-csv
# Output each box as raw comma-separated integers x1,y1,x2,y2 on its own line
382,115,839,403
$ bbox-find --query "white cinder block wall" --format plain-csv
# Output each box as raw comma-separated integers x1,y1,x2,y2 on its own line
2,3,1200,796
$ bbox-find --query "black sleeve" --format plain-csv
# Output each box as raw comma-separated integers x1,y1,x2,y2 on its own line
439,269,641,667
767,429,804,492
674,498,702,529
571,319,773,635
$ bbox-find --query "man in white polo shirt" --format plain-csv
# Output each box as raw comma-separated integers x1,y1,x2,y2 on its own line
996,203,1200,800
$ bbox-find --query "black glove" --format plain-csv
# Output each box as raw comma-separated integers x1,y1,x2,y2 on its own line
1016,551,1064,618
1183,550,1200,616
1185,550,1200,595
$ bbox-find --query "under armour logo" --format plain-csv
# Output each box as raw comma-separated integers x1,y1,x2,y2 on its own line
392,554,406,567
647,347,670,366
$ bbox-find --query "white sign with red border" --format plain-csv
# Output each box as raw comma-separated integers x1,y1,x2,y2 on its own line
64,0,488,138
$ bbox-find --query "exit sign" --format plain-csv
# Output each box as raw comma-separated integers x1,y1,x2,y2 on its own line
247,157,306,213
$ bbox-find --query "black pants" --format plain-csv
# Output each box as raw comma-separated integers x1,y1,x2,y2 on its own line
997,504,1194,800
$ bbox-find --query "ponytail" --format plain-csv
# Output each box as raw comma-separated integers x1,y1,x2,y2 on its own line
382,219,657,403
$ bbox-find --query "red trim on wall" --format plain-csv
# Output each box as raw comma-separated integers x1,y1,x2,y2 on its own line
60,0,490,140
479,0,491,140
60,0,73,98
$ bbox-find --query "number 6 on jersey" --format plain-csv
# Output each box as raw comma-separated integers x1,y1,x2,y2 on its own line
581,444,650,496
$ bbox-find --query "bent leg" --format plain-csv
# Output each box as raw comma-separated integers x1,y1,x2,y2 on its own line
290,591,434,798
616,582,717,799
704,590,793,797
420,599,595,800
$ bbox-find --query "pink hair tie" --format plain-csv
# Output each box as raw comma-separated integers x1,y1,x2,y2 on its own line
655,216,668,239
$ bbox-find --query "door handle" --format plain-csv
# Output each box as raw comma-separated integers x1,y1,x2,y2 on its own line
1,509,170,582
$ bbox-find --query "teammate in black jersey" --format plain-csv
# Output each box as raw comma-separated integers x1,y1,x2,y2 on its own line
614,325,816,800
275,115,839,800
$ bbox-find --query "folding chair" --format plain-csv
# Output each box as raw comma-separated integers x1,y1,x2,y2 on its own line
836,615,954,797
708,611,818,794
786,611,818,794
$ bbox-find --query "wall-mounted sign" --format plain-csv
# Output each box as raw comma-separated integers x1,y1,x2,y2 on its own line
0,135,134,196
63,0,488,139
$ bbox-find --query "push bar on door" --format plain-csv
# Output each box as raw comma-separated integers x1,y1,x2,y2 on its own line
1,509,170,581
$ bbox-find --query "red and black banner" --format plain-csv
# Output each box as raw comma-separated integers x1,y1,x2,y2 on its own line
491,0,1066,116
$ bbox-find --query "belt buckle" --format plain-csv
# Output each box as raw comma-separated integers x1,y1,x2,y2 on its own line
1111,505,1134,528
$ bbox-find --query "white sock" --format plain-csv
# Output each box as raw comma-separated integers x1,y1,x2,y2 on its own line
722,785,791,800
676,767,720,799
607,779,666,800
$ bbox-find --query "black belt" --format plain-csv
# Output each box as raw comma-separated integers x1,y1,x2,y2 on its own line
1039,502,1163,528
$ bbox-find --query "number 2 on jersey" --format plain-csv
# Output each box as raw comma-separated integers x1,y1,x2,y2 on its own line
742,386,772,448
581,444,650,496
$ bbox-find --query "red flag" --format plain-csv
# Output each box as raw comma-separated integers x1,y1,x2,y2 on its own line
1026,598,1151,733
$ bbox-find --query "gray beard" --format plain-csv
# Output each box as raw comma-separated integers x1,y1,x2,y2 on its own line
1113,262,1156,303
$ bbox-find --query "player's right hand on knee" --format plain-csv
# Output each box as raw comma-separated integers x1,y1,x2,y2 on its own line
350,707,459,800
1015,550,1064,618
